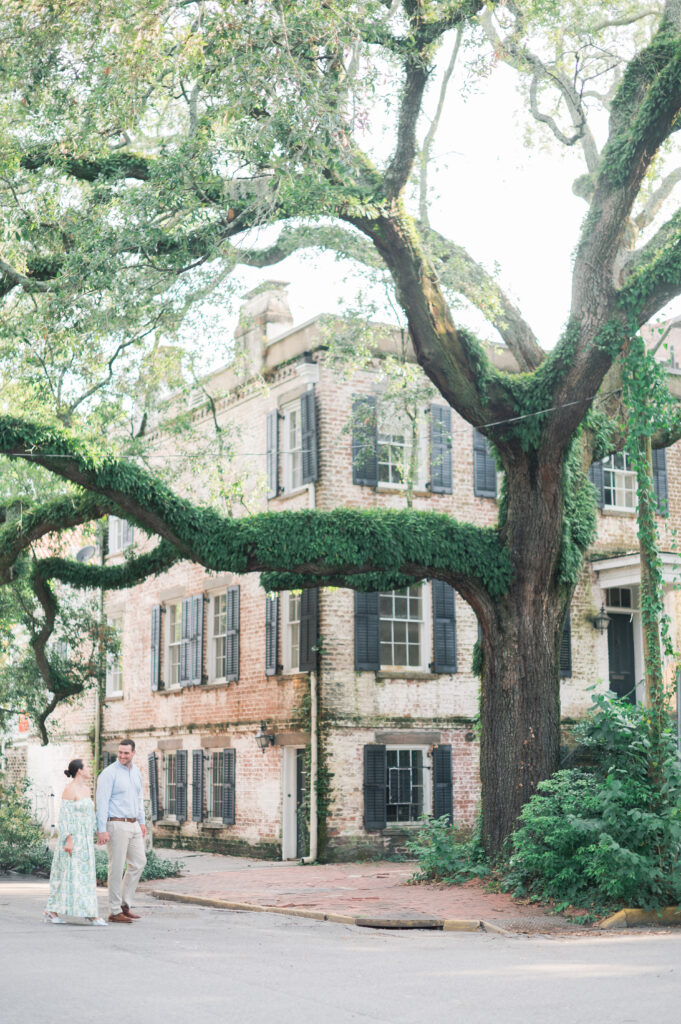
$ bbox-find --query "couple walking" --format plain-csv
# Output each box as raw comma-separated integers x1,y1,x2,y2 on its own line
44,738,147,925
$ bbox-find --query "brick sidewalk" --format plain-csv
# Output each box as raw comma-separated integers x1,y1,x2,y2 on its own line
142,859,583,933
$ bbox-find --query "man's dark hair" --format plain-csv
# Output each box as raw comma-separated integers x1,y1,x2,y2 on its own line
119,738,135,751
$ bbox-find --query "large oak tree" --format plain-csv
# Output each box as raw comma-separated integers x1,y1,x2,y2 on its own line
2,0,681,854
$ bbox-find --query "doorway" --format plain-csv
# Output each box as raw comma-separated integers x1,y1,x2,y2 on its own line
282,746,307,860
608,612,637,704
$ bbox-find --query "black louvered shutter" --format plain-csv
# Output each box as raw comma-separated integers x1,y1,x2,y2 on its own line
354,591,380,671
429,404,453,493
653,447,668,515
222,749,236,825
589,460,605,508
175,750,188,822
265,594,279,676
179,597,191,686
364,745,387,830
560,613,572,678
150,604,162,691
266,409,279,499
101,750,114,769
192,749,204,823
473,429,497,498
147,753,160,822
299,587,319,672
301,388,319,484
432,580,457,673
352,395,378,486
432,745,453,823
225,585,240,681
190,594,204,685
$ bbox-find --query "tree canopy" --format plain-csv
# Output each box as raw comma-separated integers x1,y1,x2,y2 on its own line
2,0,681,852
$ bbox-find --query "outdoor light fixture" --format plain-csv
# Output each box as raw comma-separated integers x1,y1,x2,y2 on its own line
255,722,275,752
592,604,611,635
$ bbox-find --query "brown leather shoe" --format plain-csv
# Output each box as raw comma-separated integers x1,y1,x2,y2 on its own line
121,904,141,919
108,912,133,923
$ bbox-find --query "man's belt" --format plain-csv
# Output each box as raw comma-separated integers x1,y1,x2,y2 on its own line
108,817,138,823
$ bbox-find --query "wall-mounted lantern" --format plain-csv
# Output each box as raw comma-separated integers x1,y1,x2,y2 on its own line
255,722,275,752
592,604,611,635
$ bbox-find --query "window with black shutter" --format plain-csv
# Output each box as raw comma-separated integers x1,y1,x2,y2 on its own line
432,580,457,673
222,749,236,825
354,591,380,671
101,750,115,769
589,460,605,508
150,604,162,691
147,753,160,822
300,388,319,485
653,447,668,515
352,395,378,486
265,593,279,676
473,429,497,498
225,585,240,681
429,404,452,494
179,594,204,687
363,744,387,830
266,409,279,499
192,749,204,823
299,587,319,672
432,745,453,823
560,613,572,678
175,750,188,822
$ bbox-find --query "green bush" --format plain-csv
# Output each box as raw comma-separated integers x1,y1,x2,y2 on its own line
94,847,183,884
504,695,681,915
0,775,51,874
406,815,489,883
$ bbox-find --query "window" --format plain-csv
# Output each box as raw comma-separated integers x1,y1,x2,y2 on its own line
364,743,450,831
473,429,497,498
606,587,633,609
379,586,424,669
377,408,426,490
282,401,303,491
105,615,123,697
386,748,424,822
378,423,408,485
108,516,134,554
602,453,636,510
166,601,182,688
284,591,301,672
212,593,227,679
164,752,177,818
208,751,225,820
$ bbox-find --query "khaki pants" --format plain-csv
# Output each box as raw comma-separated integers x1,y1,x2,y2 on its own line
106,820,147,915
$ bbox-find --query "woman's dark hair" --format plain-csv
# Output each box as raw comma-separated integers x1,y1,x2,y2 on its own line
64,758,84,779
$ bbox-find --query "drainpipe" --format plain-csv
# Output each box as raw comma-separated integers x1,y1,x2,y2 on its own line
302,475,318,863
93,523,105,809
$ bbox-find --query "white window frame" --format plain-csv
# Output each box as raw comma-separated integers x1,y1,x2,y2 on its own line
379,584,429,671
376,407,427,491
282,590,302,674
282,400,304,493
385,745,432,824
602,453,636,511
108,516,134,554
163,751,178,820
105,614,123,697
209,592,227,682
206,750,225,821
165,600,183,689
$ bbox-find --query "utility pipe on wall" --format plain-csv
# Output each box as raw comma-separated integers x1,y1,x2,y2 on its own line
302,669,318,864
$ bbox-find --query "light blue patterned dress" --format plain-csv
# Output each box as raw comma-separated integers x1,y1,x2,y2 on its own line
46,797,98,918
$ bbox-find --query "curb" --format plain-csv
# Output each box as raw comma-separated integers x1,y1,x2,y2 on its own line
149,889,510,934
599,906,681,930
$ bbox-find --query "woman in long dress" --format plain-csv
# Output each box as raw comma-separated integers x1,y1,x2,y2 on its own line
44,758,106,926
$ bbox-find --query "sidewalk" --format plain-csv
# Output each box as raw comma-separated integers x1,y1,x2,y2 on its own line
142,850,586,934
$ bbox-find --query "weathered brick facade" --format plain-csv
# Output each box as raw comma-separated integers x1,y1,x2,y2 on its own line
9,286,681,860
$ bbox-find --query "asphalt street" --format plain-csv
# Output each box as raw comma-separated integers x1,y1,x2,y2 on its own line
2,875,680,1024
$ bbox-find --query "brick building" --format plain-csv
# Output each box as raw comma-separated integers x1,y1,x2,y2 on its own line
8,285,681,860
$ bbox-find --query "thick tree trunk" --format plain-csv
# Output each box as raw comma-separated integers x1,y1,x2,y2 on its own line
477,450,569,857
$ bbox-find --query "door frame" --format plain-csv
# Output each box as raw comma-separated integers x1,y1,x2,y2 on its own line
281,745,305,860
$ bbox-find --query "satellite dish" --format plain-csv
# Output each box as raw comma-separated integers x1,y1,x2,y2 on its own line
75,545,97,563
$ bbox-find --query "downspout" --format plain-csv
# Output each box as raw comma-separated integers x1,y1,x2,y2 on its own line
93,523,105,811
302,478,319,863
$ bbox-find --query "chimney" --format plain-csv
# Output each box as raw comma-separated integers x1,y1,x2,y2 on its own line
233,281,293,375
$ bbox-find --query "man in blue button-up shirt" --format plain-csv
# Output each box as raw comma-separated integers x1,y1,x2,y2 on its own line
96,738,147,923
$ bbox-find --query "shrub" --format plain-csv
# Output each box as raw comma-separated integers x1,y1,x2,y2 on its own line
504,696,681,915
406,815,489,883
0,775,52,874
